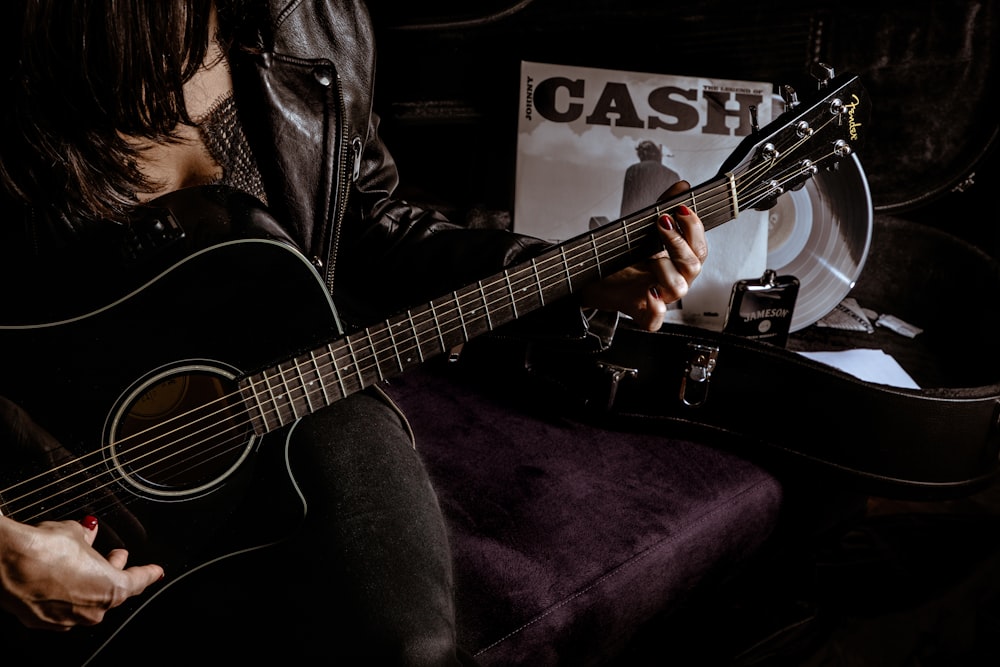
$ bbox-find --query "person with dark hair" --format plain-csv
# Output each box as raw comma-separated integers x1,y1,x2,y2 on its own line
620,139,681,218
0,1,707,664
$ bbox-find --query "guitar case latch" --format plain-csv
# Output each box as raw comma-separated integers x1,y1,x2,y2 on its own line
594,361,638,412
680,343,719,407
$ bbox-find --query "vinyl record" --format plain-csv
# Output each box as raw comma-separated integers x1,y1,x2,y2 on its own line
767,152,873,331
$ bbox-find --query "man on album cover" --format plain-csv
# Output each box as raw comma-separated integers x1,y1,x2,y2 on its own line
620,140,680,217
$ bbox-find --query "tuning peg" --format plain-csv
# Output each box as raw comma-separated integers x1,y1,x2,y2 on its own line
780,84,799,109
810,62,835,88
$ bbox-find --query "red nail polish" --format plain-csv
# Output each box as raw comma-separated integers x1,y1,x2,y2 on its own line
658,214,674,231
677,204,693,216
80,515,98,530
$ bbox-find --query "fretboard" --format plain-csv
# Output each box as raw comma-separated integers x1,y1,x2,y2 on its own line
240,174,739,434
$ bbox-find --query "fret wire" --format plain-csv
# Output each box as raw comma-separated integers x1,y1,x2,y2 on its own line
277,366,296,423
589,235,603,278
516,265,542,311
407,309,429,357
344,335,367,388
309,350,331,405
465,287,491,337
478,281,493,330
400,309,433,363
386,320,405,372
461,288,477,321
243,375,269,434
621,219,632,252
292,358,314,413
259,369,276,426
530,258,546,306
406,309,425,362
264,368,287,426
429,301,447,353
328,342,349,398
504,272,519,319
363,328,385,382
560,247,574,292
282,362,302,419
452,291,469,340
285,363,305,420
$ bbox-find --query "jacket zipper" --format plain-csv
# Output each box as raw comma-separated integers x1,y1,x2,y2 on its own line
323,79,363,296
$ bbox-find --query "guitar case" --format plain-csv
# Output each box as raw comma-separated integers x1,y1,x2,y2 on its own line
566,213,1000,498
572,2,1000,498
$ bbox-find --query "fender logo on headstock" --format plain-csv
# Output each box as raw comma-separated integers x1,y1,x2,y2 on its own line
846,94,863,142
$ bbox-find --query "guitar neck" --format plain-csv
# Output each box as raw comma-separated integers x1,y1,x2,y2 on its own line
239,175,738,434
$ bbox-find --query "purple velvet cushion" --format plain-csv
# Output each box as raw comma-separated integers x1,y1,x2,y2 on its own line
383,361,784,665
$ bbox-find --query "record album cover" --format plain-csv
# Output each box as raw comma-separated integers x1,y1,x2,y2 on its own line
514,61,774,330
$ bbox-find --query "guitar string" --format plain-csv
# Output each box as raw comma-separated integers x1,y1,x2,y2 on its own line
4,122,844,521
328,113,837,391
0,175,789,522
335,137,833,391
3,151,832,522
0,180,734,509
130,108,845,492
0,179,732,521
4,149,833,522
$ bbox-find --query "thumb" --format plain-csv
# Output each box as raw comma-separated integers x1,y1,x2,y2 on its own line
656,179,691,202
117,559,166,596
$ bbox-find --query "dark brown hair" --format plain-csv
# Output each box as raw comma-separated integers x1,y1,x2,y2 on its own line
0,0,244,223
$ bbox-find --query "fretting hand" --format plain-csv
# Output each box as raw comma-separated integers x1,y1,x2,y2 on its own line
580,181,708,331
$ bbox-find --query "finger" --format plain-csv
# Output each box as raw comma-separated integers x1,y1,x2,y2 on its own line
106,548,131,570
631,286,668,332
671,203,708,264
651,214,702,297
78,515,99,546
657,209,705,279
118,564,166,599
107,549,165,591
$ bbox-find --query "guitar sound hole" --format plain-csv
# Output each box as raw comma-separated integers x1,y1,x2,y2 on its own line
112,370,254,497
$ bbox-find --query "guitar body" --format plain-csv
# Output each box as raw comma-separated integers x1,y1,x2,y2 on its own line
0,229,341,663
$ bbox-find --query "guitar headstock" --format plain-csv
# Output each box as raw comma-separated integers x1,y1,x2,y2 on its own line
717,66,870,211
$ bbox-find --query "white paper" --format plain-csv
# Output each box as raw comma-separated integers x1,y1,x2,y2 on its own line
798,348,920,389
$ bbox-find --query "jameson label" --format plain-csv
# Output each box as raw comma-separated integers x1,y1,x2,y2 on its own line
723,270,800,346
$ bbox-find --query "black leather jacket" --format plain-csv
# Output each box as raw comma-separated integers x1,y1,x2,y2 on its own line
228,0,555,327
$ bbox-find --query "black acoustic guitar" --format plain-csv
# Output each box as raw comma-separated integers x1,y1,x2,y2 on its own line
0,71,868,664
